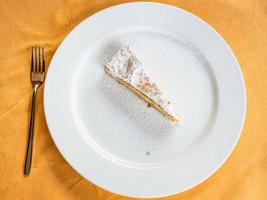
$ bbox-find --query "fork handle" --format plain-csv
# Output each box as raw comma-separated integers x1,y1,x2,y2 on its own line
24,85,38,176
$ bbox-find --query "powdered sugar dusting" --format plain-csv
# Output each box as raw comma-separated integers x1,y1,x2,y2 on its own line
72,28,218,164
105,46,178,120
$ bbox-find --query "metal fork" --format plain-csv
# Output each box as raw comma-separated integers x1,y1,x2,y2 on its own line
24,47,45,176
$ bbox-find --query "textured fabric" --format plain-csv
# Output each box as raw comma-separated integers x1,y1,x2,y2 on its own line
0,0,266,199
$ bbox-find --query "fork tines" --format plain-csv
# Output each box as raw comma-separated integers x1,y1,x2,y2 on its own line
31,47,45,73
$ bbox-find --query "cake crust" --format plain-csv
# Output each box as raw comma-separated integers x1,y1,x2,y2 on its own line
105,67,178,122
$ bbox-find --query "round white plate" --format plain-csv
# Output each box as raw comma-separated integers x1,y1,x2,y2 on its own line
44,2,246,198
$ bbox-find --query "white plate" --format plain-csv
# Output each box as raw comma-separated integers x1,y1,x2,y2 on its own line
44,2,246,198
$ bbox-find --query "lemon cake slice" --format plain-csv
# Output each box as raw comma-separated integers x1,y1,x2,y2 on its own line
104,46,178,122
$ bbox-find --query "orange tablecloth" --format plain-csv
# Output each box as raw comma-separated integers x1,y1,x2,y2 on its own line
0,0,266,199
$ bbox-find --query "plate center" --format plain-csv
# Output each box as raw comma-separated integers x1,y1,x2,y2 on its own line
72,28,218,166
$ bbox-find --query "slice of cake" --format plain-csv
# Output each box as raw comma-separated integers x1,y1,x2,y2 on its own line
104,46,178,122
